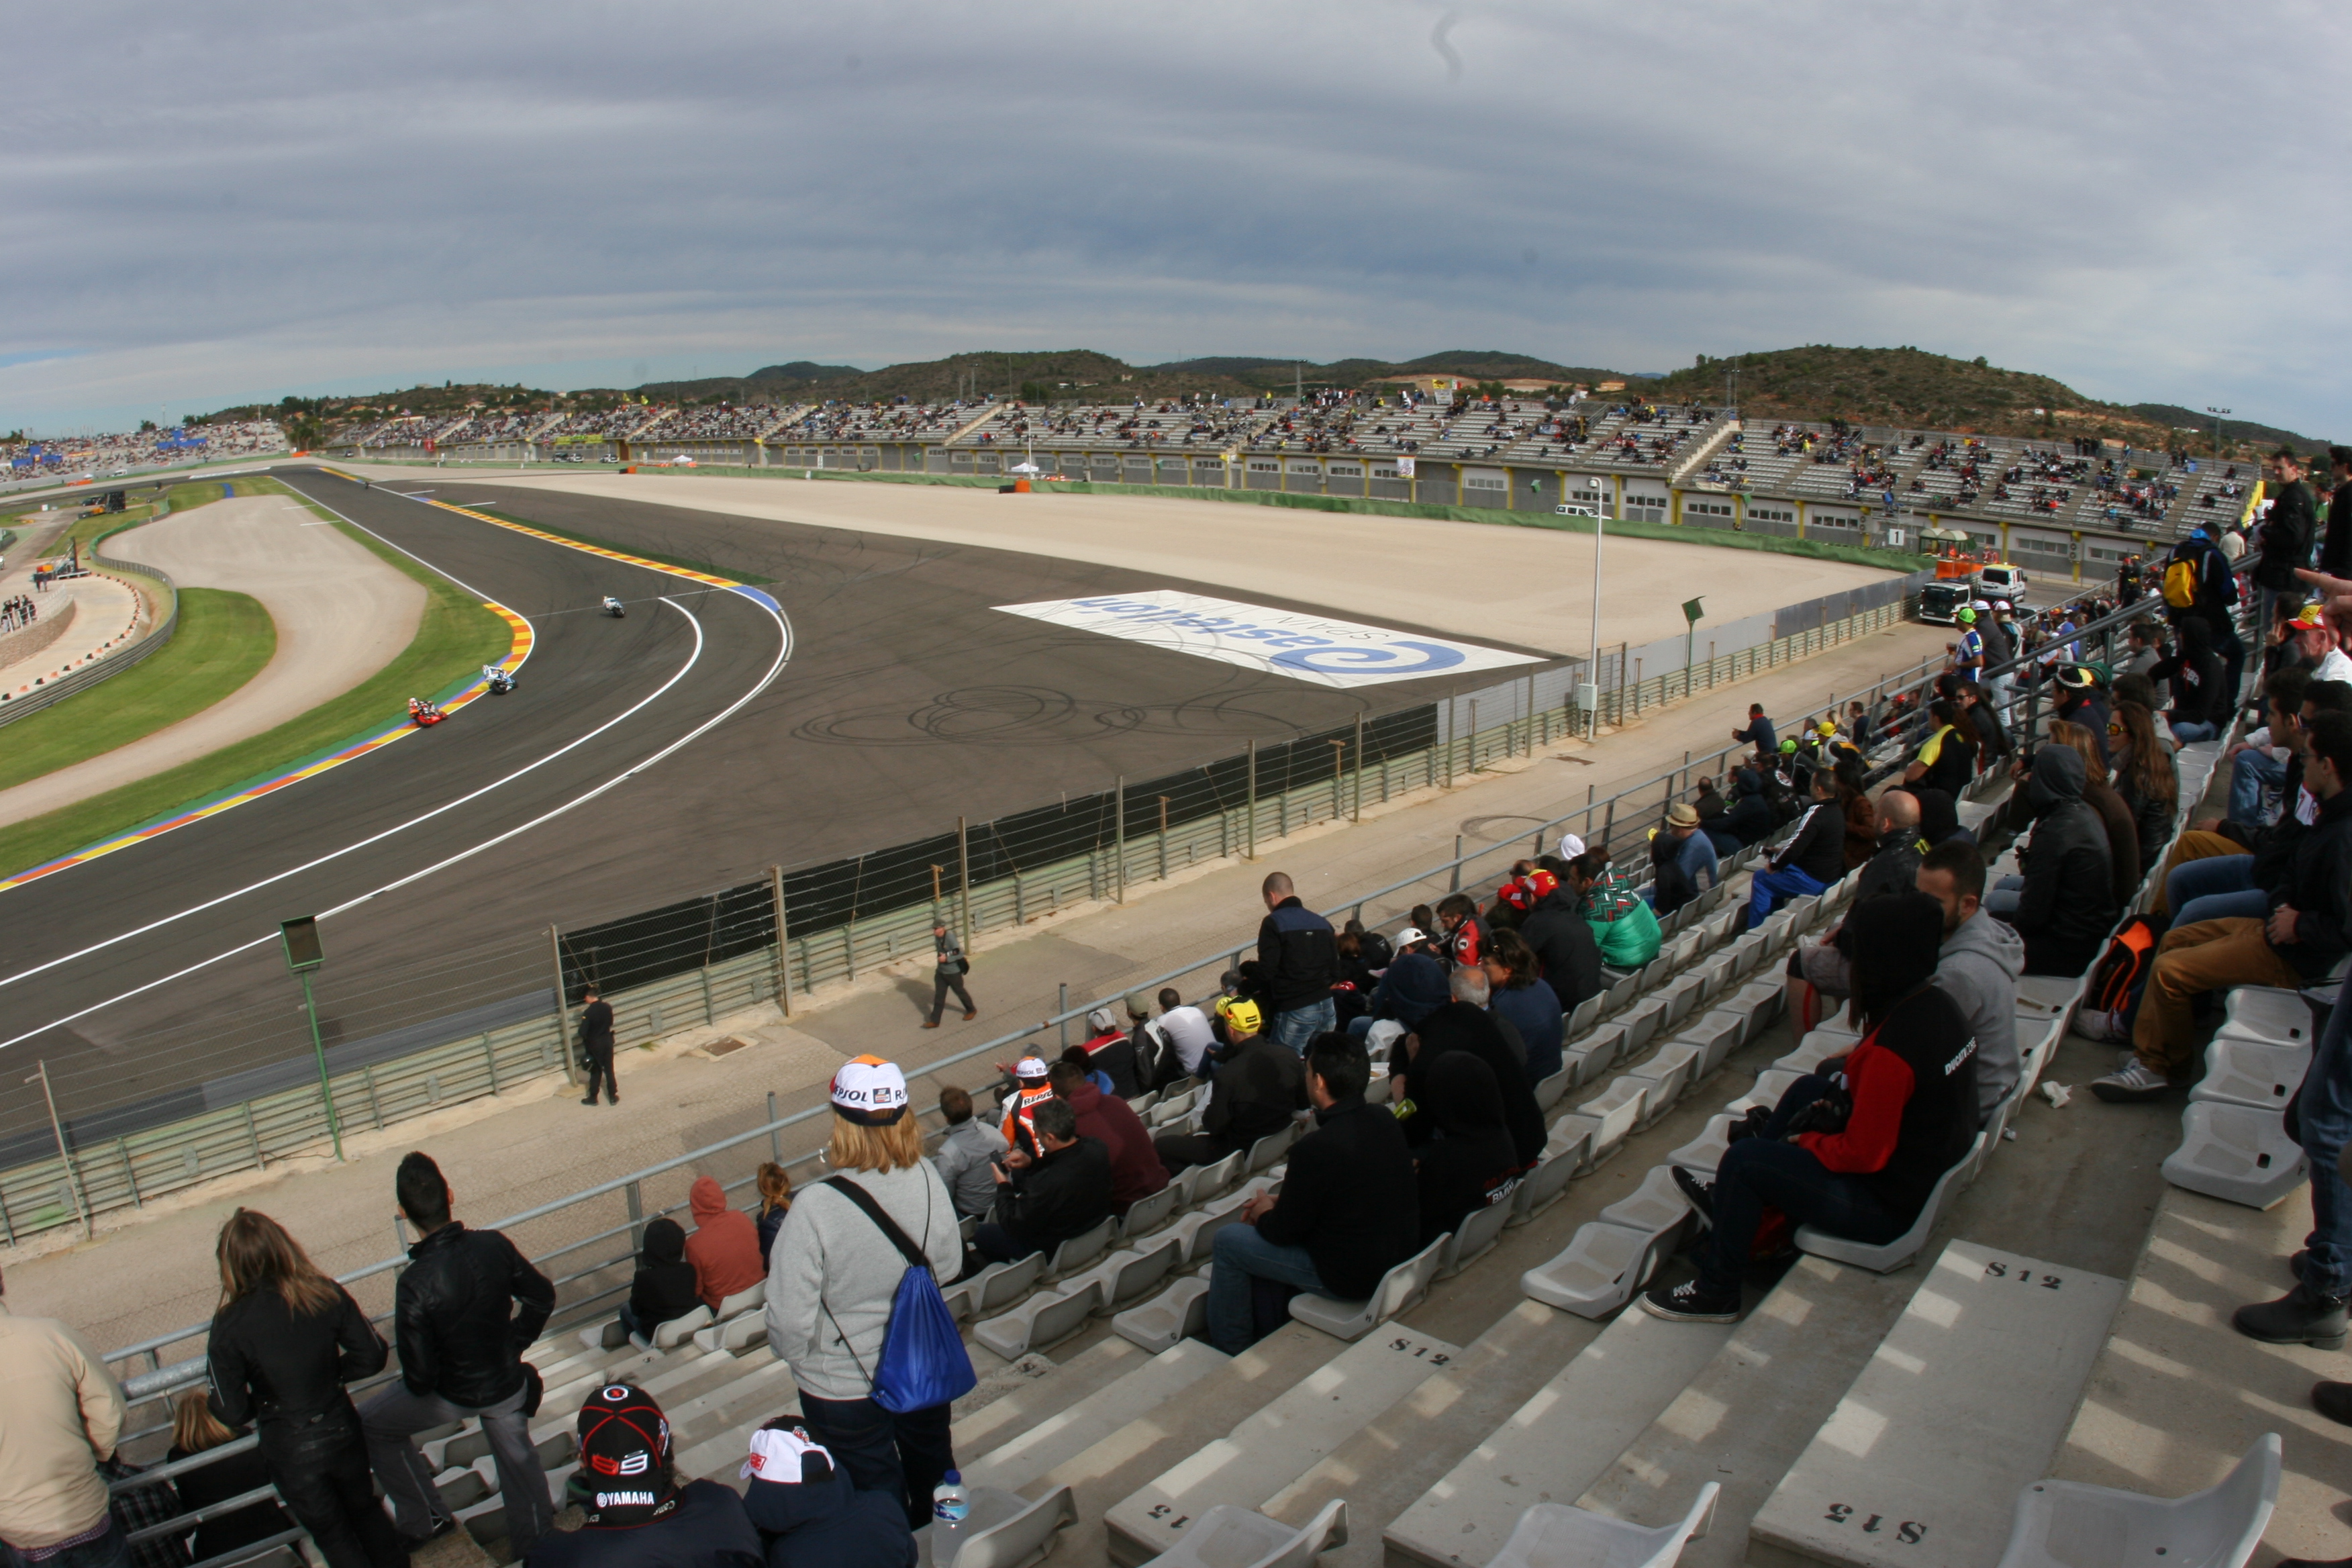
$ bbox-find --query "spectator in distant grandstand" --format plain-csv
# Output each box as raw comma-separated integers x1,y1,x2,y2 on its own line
620,1218,701,1343
197,1212,397,1568
1047,1059,1167,1215
1917,841,2024,1123
1412,1052,1523,1251
1153,1001,1306,1173
364,1152,554,1554
685,1175,765,1314
974,1097,1111,1265
929,1086,1007,1221
754,1163,793,1267
1987,746,2116,979
1730,703,1777,766
1257,872,1339,1054
764,1059,961,1528
924,921,975,1030
1647,893,1976,1324
1744,769,1846,932
1206,1034,1417,1353
1483,928,1564,1084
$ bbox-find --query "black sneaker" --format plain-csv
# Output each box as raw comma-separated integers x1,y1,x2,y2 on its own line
1640,1277,1742,1323
1669,1165,1716,1226
2232,1285,2348,1350
2315,1381,2352,1428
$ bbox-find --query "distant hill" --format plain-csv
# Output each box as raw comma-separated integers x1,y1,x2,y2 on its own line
2128,403,2329,458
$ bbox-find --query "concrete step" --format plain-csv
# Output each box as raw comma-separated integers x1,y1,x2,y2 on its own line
1382,1301,1733,1568
1107,1323,1461,1565
1745,1240,2124,1568
1570,1255,1922,1568
965,1338,1231,1496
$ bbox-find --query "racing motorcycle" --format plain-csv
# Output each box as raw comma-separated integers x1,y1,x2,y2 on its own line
483,665,516,695
602,596,626,618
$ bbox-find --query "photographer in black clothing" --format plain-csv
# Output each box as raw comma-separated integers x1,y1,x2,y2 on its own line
205,1210,406,1568
362,1153,556,1555
579,987,617,1106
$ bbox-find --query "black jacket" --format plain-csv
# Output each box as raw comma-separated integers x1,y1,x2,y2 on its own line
526,1480,762,1568
2006,748,2117,977
2151,638,2226,728
1773,799,1847,885
2083,778,2143,912
744,1460,913,1568
167,1440,292,1563
2324,482,2352,579
579,999,615,1048
393,1223,555,1407
1718,777,1776,846
2262,785,2352,982
1257,897,1338,1013
1199,1036,1308,1152
1400,1002,1545,1167
2167,531,2239,634
209,1283,388,1430
2114,769,2175,871
1853,828,1924,907
1516,891,1603,1010
2255,479,2317,590
993,1136,1113,1251
1255,1097,1420,1300
629,1218,702,1332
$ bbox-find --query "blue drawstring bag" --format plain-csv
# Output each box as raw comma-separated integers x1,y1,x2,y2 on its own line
824,1178,977,1414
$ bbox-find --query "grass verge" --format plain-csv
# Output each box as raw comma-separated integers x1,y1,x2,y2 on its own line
0,589,275,792
0,479,513,877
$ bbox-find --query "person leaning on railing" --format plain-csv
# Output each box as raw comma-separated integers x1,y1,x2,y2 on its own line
0,1263,130,1568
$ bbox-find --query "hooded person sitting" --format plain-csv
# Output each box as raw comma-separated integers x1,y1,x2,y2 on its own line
1707,767,1777,854
1412,1052,1524,1248
526,1383,761,1568
620,1218,701,1344
739,1422,914,1568
1984,745,2117,977
685,1175,765,1312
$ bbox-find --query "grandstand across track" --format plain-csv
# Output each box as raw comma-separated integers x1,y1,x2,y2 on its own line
0,462,1642,1146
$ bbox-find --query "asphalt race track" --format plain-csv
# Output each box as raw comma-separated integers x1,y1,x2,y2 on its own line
0,465,1538,1142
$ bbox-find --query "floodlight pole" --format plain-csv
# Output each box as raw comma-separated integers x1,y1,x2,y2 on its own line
1587,514,1606,739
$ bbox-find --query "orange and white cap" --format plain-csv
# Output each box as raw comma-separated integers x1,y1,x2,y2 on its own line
830,1055,909,1124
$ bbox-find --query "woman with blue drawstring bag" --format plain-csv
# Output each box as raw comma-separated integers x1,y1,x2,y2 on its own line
765,1057,972,1528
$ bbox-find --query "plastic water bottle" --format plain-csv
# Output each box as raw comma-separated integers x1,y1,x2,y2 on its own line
932,1471,970,1567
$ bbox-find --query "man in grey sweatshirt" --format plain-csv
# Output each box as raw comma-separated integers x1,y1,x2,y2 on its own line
1919,839,2025,1122
929,1085,1008,1219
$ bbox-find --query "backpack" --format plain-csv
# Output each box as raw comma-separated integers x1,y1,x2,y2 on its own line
2086,918,2159,1016
2161,555,2200,609
822,1179,976,1414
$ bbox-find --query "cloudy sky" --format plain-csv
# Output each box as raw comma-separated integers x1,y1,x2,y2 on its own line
6,0,2345,436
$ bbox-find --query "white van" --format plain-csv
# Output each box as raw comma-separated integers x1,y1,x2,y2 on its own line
1975,562,2028,605
1555,501,1599,518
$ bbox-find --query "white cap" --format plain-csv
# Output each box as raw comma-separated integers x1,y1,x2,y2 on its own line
829,1056,909,1124
1393,926,1429,948
1085,1007,1119,1034
1557,833,1585,859
742,1425,832,1482
1014,1055,1050,1079
1365,1020,1407,1055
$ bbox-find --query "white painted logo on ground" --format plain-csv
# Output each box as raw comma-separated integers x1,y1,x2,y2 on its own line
995,589,1538,688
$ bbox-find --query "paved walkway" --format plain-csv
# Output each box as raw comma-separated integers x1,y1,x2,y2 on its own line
0,616,1947,1365
0,495,424,826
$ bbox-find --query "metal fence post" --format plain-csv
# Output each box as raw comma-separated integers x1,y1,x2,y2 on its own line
769,865,793,1018
625,1180,646,1253
767,1092,783,1162
1354,712,1365,821
30,1061,90,1237
548,926,578,1085
1114,777,1126,903
1246,741,1257,861
1059,983,1071,1050
1450,834,1463,892
957,817,974,948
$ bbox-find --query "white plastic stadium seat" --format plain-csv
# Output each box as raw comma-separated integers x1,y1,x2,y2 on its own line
1577,1078,1649,1165
711,1283,763,1320
1796,1132,1986,1273
1992,1434,2278,1568
1487,1484,1718,1568
1118,1183,1182,1241
1521,1222,1665,1318
1113,1276,1212,1354
1140,1499,1346,1568
1063,1235,1184,1314
1435,1195,1515,1279
2216,987,2317,1045
914,1482,1078,1568
2188,1038,2311,1112
1287,1234,1447,1340
1666,1115,1735,1175
1624,1042,1704,1128
2163,1103,2308,1210
974,1280,1101,1361
650,1305,712,1350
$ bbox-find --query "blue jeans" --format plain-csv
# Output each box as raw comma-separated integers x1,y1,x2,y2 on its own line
2298,977,2352,1300
1208,1221,1327,1352
0,1522,130,1568
2229,748,2286,826
2165,854,2263,929
1746,866,1828,930
1269,998,1336,1056
2169,719,2220,743
1694,1075,1908,1294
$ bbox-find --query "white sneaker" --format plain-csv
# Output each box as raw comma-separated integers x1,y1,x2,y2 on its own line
2090,1059,2173,1103
2077,1008,2130,1044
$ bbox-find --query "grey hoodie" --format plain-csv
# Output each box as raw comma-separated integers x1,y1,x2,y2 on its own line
1933,908,2024,1119
765,1162,962,1402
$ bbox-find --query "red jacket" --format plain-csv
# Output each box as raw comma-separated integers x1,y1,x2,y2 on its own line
683,1175,765,1311
1059,1081,1169,1213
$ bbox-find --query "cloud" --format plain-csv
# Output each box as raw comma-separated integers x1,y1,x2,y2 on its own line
4,0,2347,434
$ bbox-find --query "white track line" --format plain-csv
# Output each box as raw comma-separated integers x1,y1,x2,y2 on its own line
0,484,795,1047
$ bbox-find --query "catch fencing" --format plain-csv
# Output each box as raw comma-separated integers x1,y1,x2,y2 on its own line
0,577,1951,1243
